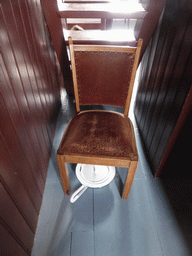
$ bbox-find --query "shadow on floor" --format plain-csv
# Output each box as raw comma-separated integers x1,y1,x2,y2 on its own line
160,179,192,253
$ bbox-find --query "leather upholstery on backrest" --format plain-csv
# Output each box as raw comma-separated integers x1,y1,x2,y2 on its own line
74,49,136,107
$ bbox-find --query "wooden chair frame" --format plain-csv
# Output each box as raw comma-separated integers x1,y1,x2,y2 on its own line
57,37,142,199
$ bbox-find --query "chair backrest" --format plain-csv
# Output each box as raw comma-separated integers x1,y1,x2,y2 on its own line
69,37,142,116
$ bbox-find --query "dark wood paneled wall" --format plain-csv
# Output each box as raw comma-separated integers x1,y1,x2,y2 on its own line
40,0,74,95
0,0,61,254
134,0,192,176
135,0,167,61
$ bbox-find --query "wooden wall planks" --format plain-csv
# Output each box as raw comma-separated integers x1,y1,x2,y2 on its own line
0,0,61,254
134,0,192,176
40,0,74,95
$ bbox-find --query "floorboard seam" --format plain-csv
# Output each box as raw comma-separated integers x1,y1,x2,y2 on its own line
142,172,165,256
70,231,73,256
93,189,96,256
134,117,165,255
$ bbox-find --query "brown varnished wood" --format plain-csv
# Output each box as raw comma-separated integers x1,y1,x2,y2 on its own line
72,44,137,53
122,161,138,199
0,0,61,254
65,21,102,30
63,0,113,3
57,155,71,195
134,0,192,176
0,182,34,254
156,79,192,177
124,39,142,116
134,0,167,61
69,36,80,112
63,155,132,168
41,0,74,95
0,136,38,233
0,222,29,256
63,29,137,46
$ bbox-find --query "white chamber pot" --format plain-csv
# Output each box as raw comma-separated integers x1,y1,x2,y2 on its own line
70,164,116,203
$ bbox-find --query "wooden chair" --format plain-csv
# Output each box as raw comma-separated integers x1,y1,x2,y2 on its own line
57,37,142,199
59,0,112,30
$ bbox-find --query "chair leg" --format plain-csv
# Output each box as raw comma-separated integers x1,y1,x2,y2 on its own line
122,161,138,199
57,154,70,195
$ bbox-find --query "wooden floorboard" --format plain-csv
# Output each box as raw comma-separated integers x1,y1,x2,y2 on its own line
71,231,94,256
32,90,192,256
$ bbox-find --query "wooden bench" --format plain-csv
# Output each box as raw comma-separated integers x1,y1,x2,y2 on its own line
63,29,137,45
59,0,114,29
58,2,147,30
62,0,111,3
62,18,105,30
58,2,146,19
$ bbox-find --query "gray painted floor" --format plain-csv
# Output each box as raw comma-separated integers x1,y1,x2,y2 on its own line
32,87,192,256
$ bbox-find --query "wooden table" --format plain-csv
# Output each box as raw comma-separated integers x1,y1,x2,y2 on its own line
63,0,111,3
63,29,137,45
58,2,146,29
58,2,147,19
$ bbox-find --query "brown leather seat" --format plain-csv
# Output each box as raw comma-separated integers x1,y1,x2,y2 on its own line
57,37,142,199
57,110,138,159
